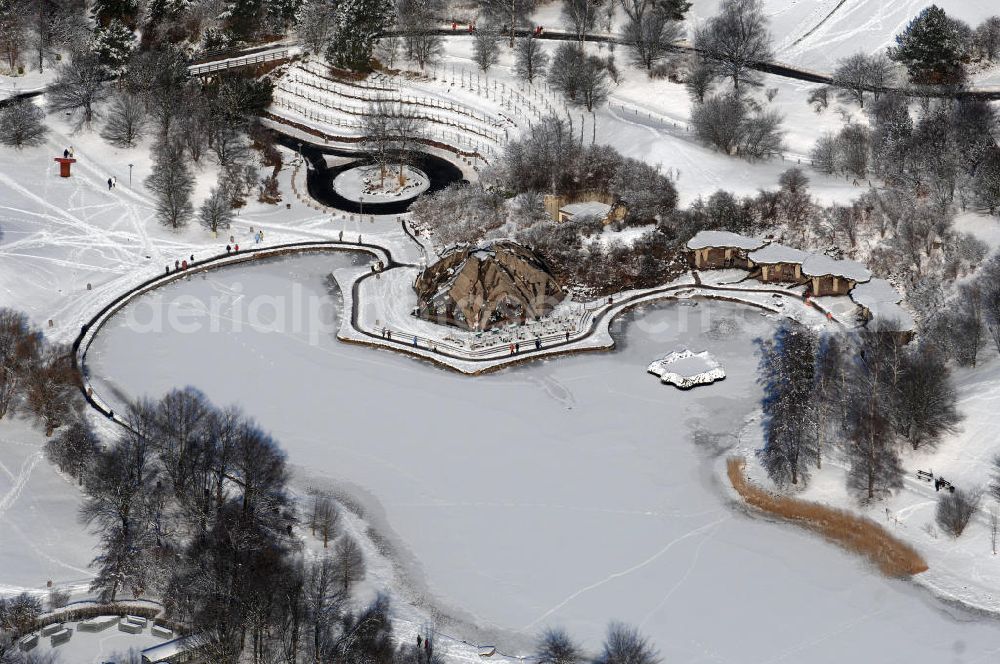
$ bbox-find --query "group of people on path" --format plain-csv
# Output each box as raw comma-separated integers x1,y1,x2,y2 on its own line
62,146,74,159
166,254,197,274
107,176,117,190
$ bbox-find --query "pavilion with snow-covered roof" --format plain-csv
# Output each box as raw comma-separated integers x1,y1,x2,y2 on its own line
686,230,766,269
802,255,871,296
747,243,809,283
850,278,915,341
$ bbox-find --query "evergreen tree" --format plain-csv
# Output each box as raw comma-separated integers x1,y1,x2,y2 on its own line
756,322,817,487
324,0,393,72
92,19,136,75
889,5,971,84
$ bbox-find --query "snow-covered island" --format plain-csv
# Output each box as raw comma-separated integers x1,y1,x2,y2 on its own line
647,349,726,389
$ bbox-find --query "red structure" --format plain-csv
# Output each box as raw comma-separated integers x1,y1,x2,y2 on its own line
54,157,77,177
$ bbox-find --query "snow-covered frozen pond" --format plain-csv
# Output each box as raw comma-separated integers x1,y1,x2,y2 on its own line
85,253,1000,661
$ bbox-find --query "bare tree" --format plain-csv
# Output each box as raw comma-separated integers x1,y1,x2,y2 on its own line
549,43,610,111
199,187,233,235
398,0,443,69
332,535,365,593
473,26,501,72
693,0,772,92
297,0,337,55
594,623,659,664
48,49,109,127
562,0,603,43
145,139,194,229
536,627,583,664
310,493,340,547
621,7,681,73
101,92,146,147
0,98,47,148
936,488,981,538
684,57,714,102
45,419,99,483
363,96,396,187
514,33,548,83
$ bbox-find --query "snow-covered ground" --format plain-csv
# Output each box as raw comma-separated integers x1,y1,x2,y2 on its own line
80,252,1000,661
0,419,96,597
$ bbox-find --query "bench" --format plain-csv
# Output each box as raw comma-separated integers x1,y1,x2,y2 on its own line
78,615,119,632
118,618,143,634
916,470,933,482
18,633,38,651
151,625,173,638
40,623,64,636
125,614,149,627
50,628,72,646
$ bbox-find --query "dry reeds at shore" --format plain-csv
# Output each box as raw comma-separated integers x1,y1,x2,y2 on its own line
727,457,928,577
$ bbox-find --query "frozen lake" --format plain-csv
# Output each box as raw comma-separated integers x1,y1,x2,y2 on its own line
86,253,1000,662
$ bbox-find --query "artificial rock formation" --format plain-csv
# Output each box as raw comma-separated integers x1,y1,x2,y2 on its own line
414,242,564,331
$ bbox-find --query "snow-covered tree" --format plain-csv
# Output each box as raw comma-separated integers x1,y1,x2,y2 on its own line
0,98,47,148
514,33,548,83
889,5,971,85
0,0,28,72
325,0,392,71
295,0,337,54
974,16,1000,61
146,140,194,229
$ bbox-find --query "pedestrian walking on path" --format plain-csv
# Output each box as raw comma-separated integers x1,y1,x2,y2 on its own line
226,245,232,254
107,178,113,190
112,176,117,188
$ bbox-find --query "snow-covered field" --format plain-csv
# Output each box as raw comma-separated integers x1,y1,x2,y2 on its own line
79,252,1000,661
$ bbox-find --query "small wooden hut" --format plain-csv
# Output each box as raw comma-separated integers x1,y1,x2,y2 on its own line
802,255,871,296
748,244,809,283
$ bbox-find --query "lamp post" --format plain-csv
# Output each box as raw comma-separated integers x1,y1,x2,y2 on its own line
359,194,364,220
128,163,133,188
